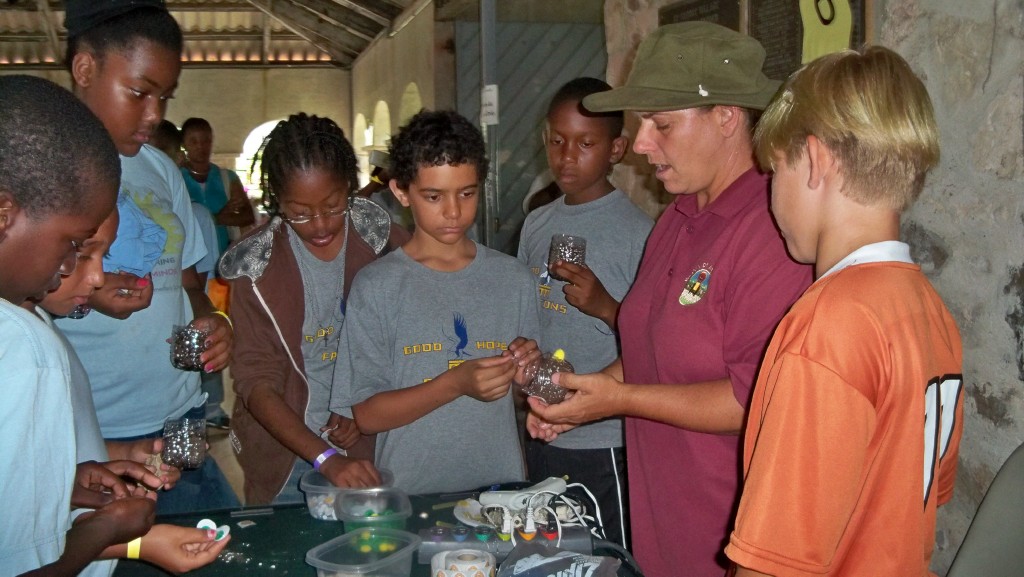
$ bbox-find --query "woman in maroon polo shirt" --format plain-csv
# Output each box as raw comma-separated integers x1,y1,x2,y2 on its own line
527,22,812,577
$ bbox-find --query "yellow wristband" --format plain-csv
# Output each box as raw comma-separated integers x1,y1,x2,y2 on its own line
212,310,232,329
126,537,142,559
370,175,384,185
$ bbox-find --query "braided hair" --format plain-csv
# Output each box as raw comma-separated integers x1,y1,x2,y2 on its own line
253,113,359,216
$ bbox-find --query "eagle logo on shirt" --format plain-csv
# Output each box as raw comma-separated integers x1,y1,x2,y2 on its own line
446,313,471,358
679,266,712,305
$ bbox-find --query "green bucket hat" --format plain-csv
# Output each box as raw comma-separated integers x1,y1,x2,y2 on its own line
584,21,780,113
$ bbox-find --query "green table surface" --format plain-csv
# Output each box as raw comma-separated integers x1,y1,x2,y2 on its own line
114,494,468,577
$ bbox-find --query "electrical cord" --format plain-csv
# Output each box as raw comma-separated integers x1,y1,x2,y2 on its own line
592,538,645,577
568,481,607,541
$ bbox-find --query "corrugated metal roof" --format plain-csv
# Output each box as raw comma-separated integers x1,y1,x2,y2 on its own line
0,0,415,69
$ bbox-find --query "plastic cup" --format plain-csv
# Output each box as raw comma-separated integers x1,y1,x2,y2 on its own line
170,324,209,371
547,234,587,282
161,417,207,470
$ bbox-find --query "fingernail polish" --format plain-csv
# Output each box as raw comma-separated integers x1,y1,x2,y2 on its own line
136,278,150,287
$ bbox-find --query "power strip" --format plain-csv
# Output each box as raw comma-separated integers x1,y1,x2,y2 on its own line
478,476,568,510
416,524,593,564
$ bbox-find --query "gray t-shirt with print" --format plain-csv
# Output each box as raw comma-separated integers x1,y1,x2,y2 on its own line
518,190,653,449
288,228,347,433
330,243,541,494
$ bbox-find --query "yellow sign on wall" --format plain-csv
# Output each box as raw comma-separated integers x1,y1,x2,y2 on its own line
800,0,853,63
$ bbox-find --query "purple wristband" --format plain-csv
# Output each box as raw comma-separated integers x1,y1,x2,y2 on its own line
313,448,338,471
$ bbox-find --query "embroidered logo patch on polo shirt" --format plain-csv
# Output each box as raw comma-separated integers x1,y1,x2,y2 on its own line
679,265,712,305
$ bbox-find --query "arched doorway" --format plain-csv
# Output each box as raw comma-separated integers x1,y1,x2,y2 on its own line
399,83,422,126
353,113,370,185
372,100,392,150
238,118,286,199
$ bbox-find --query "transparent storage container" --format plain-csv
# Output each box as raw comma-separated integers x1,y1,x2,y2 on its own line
305,527,421,577
335,487,412,532
300,468,394,521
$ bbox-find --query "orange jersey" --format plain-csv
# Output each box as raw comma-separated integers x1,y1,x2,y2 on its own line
726,261,963,577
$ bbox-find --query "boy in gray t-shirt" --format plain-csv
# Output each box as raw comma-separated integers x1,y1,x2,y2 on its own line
519,78,653,548
330,110,541,495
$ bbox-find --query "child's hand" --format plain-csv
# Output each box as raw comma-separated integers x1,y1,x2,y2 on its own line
72,460,162,508
504,337,542,385
190,312,233,373
88,272,153,319
550,262,619,330
321,456,382,488
139,523,230,573
450,355,517,401
77,497,156,547
108,438,181,490
130,438,181,490
320,412,361,449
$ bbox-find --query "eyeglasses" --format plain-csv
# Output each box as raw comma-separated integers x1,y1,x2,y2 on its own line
280,206,349,225
58,240,83,277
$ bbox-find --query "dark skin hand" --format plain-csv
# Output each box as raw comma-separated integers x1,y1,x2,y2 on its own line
216,194,255,228
321,412,362,450
244,387,380,489
106,438,181,490
71,460,162,509
318,454,382,488
20,497,155,577
319,414,380,486
549,260,620,330
87,273,153,319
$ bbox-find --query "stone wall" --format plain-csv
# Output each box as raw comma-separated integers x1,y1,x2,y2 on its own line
602,0,1024,574
881,0,1024,571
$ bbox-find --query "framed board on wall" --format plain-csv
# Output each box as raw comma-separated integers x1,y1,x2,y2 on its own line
659,0,872,81
659,0,742,31
749,0,870,79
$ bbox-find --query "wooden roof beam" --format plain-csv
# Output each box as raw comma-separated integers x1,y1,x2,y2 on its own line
295,0,380,42
261,11,271,64
32,0,60,57
328,0,392,27
244,0,356,65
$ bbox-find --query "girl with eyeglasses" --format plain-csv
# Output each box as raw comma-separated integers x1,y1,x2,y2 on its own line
219,113,409,504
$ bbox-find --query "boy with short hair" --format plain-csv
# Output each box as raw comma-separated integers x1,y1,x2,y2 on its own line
725,46,964,577
330,110,541,494
519,77,653,547
0,74,156,576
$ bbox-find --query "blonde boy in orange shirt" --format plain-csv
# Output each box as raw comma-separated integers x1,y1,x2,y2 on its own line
726,47,964,577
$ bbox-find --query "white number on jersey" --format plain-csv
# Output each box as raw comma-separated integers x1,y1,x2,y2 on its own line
923,375,963,505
